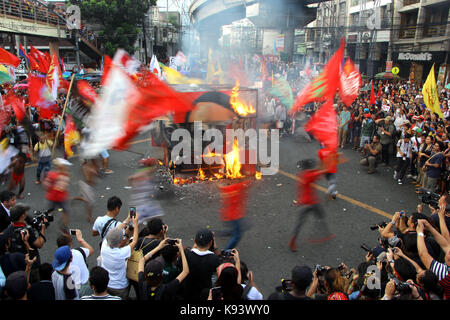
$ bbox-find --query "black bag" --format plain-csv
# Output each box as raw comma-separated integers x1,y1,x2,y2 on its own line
75,247,88,268
98,218,118,249
241,284,253,300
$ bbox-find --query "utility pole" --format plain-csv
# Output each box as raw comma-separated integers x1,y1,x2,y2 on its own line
142,16,148,64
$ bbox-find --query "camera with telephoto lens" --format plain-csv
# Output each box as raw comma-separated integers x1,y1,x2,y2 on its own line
370,222,388,231
389,275,412,295
419,188,442,210
29,209,54,230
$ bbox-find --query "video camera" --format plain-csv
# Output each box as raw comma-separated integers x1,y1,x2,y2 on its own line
27,209,54,230
419,188,447,210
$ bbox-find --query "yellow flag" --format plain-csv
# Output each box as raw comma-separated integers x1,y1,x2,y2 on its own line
422,64,443,119
206,48,215,84
160,65,203,85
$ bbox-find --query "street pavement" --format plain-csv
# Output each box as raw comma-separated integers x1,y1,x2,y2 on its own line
15,132,426,298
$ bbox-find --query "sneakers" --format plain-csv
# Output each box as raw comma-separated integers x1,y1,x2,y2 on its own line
288,236,297,252
412,175,417,180
406,174,412,179
398,179,402,185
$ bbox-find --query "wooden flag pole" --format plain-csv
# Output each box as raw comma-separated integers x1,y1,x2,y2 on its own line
51,74,75,157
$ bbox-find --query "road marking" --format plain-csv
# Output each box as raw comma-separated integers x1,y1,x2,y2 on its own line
277,169,393,220
25,138,153,169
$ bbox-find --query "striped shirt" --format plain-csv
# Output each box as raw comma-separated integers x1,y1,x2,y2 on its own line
80,294,121,300
430,260,450,300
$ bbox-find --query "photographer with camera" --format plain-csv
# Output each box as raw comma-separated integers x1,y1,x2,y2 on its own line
0,190,16,232
2,204,49,283
359,134,382,174
268,265,315,300
137,238,189,300
416,219,450,300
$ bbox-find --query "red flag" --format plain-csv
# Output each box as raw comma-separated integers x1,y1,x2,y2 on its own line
76,80,98,104
0,47,20,68
46,52,64,100
3,91,25,122
339,58,361,107
61,58,66,73
113,72,194,150
304,99,338,152
28,75,59,119
370,80,375,105
101,55,112,86
292,39,345,113
30,46,50,74
377,83,382,98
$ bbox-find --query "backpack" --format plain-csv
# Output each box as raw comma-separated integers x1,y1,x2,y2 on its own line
75,247,88,268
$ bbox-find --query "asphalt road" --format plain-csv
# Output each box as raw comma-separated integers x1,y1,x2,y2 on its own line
15,132,426,299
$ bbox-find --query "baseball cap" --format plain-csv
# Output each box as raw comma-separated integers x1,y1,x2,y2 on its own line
195,229,214,247
9,204,30,222
292,265,313,290
52,245,72,271
5,271,28,299
144,258,164,279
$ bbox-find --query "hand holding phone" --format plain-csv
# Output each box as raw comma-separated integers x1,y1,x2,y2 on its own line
129,207,136,219
69,229,77,236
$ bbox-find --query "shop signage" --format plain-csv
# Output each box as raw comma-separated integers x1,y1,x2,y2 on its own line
397,52,432,61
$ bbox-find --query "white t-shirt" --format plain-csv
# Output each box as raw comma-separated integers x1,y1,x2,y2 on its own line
70,247,90,286
100,239,131,289
52,271,79,300
396,139,412,158
241,284,263,300
93,216,120,239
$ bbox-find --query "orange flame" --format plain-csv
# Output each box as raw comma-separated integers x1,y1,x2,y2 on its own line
198,168,206,180
255,171,262,180
224,138,244,179
230,80,256,116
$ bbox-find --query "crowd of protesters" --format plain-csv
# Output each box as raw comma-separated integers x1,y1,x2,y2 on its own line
0,50,449,300
0,191,448,300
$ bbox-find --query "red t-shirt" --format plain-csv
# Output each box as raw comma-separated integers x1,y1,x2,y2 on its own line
45,171,69,202
318,149,338,174
219,181,249,221
297,169,322,205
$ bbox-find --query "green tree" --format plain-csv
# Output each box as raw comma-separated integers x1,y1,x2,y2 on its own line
70,0,155,56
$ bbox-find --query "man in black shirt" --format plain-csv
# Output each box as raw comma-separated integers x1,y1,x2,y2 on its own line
27,263,55,300
268,265,314,300
179,229,220,300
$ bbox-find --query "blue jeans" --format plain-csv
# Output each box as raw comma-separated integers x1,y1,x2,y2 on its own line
36,161,51,181
224,219,245,250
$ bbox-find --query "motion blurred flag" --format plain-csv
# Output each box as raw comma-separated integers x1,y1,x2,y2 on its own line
28,75,59,119
339,58,361,107
422,64,443,119
76,80,98,104
292,39,345,113
304,99,338,152
270,78,294,109
81,65,140,157
113,71,194,150
113,49,141,75
64,115,80,158
0,47,20,68
46,52,64,100
149,54,162,79
219,180,250,222
19,44,40,71
3,91,25,122
0,65,11,84
370,80,375,105
160,64,203,85
29,45,50,74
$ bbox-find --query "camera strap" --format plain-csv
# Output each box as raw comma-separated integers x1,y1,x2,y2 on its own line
100,218,117,239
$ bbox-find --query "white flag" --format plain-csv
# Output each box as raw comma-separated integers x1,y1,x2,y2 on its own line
81,65,139,158
150,54,162,79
